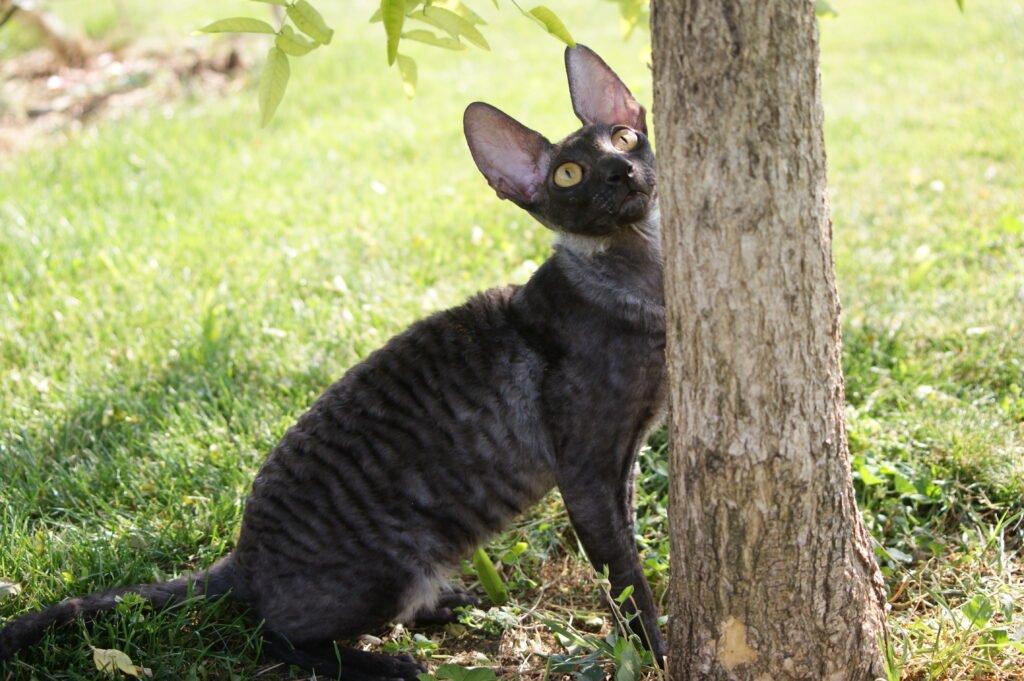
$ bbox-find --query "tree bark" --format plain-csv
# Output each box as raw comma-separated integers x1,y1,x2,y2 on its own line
651,1,887,679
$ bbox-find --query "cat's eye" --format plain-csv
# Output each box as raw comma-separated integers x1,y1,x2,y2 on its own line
611,127,639,152
553,162,584,188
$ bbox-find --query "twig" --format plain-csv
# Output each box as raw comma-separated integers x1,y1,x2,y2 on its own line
0,3,19,31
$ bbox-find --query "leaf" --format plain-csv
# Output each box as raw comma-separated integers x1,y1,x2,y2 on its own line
962,594,994,628
955,0,965,11
381,0,406,65
472,547,508,606
420,6,490,50
0,580,22,601
430,0,487,25
855,462,884,486
542,618,591,649
615,584,635,604
987,628,1010,645
250,0,289,5
892,473,916,495
883,546,912,563
369,0,422,22
197,17,276,34
526,6,575,46
615,638,642,681
434,664,468,681
396,54,417,98
92,647,144,677
608,0,648,38
287,0,334,45
276,25,318,56
499,541,528,562
815,0,838,18
259,47,290,127
433,665,496,681
401,29,465,50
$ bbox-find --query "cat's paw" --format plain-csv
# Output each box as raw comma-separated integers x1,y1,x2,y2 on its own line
411,587,479,626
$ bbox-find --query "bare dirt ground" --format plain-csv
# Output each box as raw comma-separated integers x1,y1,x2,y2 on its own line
0,38,248,155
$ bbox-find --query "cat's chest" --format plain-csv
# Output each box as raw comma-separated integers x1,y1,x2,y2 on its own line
560,321,666,408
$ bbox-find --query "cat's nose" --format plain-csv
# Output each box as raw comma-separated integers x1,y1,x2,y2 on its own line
601,158,634,186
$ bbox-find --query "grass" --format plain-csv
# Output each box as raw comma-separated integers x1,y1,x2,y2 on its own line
1,0,1022,679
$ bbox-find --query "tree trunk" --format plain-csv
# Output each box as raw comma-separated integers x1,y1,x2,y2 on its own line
651,1,887,678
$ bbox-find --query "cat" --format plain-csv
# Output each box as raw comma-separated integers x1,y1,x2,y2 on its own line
0,44,666,680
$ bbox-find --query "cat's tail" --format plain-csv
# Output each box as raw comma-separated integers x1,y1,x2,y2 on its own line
0,556,236,661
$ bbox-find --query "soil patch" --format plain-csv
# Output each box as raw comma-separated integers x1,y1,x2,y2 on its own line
0,39,250,155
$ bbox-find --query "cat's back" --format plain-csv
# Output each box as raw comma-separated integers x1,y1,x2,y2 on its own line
235,285,555,590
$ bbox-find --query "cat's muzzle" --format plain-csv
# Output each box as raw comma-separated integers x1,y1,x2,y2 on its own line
617,188,652,222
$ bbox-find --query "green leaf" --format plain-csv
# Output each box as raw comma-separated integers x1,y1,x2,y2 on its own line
259,47,290,127
472,547,508,606
815,0,838,18
607,0,648,38
962,594,994,628
955,0,965,11
396,53,417,98
615,638,642,681
987,628,1010,646
276,25,319,56
369,0,422,22
434,664,468,681
433,665,495,681
381,0,406,65
197,17,276,34
419,6,490,50
856,462,884,486
430,0,488,25
526,6,575,46
615,584,635,604
401,29,464,50
892,473,916,495
499,541,528,563
250,0,289,5
883,546,912,563
287,0,334,45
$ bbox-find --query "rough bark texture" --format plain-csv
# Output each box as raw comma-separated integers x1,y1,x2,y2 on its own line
651,1,888,679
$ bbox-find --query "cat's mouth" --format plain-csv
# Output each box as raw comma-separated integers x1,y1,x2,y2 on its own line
617,189,652,222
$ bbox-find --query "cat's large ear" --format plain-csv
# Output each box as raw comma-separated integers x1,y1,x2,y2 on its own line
464,102,553,207
565,44,646,134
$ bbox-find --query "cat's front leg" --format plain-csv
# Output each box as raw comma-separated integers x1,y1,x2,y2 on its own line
409,586,479,626
555,466,666,665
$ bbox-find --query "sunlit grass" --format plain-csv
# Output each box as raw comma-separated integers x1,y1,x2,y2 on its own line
1,0,1021,679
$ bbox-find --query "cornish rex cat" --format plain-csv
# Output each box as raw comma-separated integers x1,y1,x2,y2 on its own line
0,45,665,680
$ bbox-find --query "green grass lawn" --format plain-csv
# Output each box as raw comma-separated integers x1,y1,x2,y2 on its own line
1,0,1022,679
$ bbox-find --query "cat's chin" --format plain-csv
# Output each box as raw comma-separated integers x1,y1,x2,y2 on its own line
617,191,652,223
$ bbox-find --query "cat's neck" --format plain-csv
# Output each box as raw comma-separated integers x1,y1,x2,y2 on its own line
551,204,665,330
554,204,662,263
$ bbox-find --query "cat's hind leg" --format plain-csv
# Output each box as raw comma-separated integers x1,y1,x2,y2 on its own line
263,631,425,681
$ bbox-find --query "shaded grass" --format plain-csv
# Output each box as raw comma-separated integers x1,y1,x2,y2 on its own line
1,0,1022,679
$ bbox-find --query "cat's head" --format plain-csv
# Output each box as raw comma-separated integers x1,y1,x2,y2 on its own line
464,45,655,238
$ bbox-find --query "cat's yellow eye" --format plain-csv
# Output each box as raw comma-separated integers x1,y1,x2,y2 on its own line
553,162,584,188
611,127,639,152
